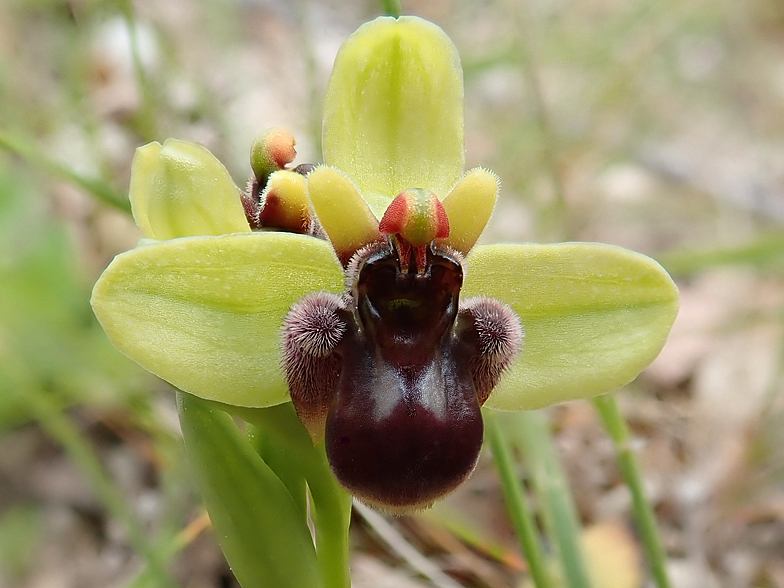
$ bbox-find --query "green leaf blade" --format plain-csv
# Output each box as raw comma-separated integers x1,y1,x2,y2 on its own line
91,232,344,407
177,393,322,588
464,243,679,410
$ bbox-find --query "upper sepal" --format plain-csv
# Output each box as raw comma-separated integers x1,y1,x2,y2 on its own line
130,139,251,240
463,242,680,410
322,16,464,200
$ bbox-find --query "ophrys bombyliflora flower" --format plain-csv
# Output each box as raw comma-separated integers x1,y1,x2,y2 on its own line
91,16,679,511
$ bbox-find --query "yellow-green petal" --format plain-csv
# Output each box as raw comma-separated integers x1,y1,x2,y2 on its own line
463,243,679,410
322,15,464,201
91,232,343,407
307,166,381,264
130,139,251,240
437,168,499,254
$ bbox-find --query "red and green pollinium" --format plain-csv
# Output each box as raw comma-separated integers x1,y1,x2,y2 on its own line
379,189,450,274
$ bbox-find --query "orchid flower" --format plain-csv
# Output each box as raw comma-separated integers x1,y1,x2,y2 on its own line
91,16,678,515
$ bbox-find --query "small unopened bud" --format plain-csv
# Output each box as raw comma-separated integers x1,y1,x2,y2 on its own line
250,128,296,183
246,129,312,229
257,170,317,235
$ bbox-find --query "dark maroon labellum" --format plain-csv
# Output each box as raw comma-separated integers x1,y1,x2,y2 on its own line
282,242,522,511
326,247,483,510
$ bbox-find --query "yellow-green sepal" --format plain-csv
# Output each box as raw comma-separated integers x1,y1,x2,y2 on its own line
322,16,464,201
464,243,680,410
91,232,344,407
130,139,251,240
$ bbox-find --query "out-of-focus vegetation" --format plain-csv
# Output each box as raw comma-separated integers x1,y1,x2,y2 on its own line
1,0,784,587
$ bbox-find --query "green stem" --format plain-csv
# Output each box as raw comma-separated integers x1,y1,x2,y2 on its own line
504,411,594,588
0,129,131,213
382,0,402,18
237,404,352,588
248,420,309,519
592,394,673,588
484,411,552,588
308,466,352,588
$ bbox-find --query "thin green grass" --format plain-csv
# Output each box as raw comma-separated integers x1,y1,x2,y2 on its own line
485,411,554,588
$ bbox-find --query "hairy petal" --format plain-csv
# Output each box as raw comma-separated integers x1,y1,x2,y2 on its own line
436,168,499,255
91,232,344,407
463,243,680,410
459,296,524,405
322,15,464,201
307,166,382,265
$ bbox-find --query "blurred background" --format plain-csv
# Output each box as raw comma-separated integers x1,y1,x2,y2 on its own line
1,0,783,586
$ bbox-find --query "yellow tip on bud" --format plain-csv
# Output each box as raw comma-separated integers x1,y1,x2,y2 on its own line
257,170,314,234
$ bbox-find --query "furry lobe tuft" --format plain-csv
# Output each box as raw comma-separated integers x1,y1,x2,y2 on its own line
459,296,523,405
